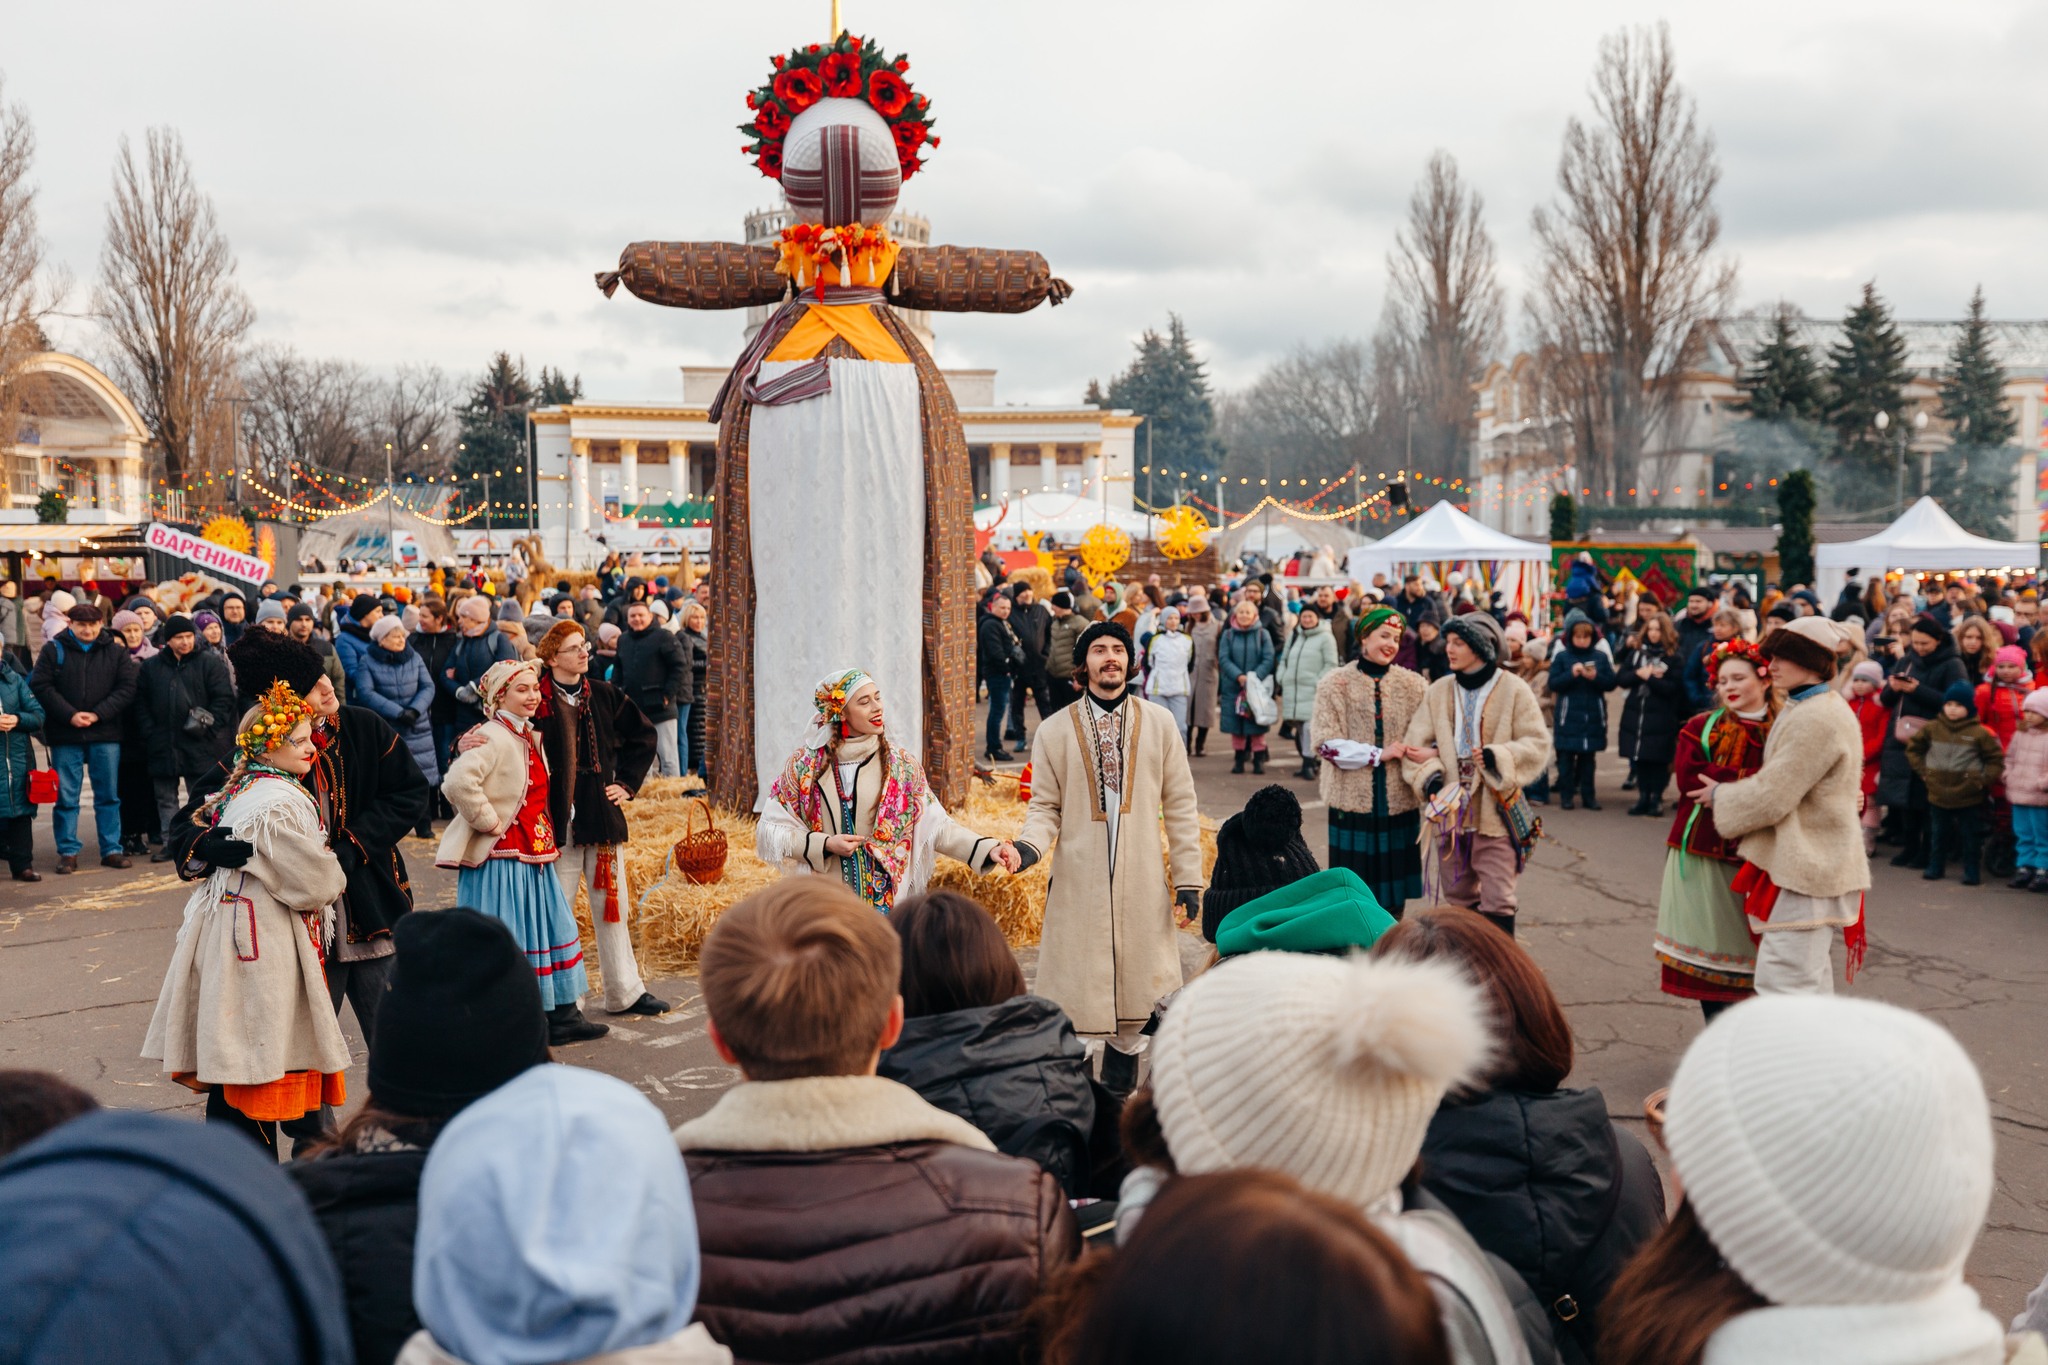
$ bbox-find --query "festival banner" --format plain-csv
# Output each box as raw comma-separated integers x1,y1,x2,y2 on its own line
144,521,272,586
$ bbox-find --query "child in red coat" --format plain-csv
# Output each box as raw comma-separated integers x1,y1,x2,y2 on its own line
1977,645,2030,749
1848,660,1889,854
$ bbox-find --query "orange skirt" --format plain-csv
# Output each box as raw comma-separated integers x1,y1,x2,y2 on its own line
174,1070,346,1121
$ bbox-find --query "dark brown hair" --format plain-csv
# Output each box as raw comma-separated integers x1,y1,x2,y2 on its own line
1599,1200,1765,1365
699,880,901,1080
0,1070,98,1158
1374,906,1574,1092
891,891,1026,1018
1039,1170,1449,1365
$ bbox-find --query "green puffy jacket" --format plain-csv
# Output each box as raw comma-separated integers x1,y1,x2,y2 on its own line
1906,714,2004,810
0,659,46,819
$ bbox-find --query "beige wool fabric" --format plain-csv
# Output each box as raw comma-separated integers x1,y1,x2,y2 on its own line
1710,686,1870,898
1665,995,1994,1306
1149,952,1491,1210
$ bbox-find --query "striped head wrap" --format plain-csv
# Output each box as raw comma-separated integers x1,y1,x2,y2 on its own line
782,98,900,228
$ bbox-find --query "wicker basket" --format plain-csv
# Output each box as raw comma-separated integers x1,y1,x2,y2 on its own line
675,798,729,885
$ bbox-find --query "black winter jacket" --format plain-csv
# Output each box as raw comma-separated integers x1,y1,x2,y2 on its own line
977,612,1023,681
287,1147,429,1365
536,676,657,848
408,627,460,725
879,995,1096,1192
613,623,686,721
1420,1085,1666,1365
29,630,139,746
1616,645,1687,768
1878,638,1970,807
1674,612,1717,712
1011,600,1053,672
137,647,238,779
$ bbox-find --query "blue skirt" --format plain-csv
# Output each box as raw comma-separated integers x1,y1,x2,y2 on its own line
457,858,589,1009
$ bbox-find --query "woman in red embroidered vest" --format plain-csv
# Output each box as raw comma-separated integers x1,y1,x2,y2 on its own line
437,659,605,1045
757,668,1016,913
1655,641,1777,1020
143,680,350,1153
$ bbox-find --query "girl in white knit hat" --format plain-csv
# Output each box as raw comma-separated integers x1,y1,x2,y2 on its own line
1135,950,1552,1365
1602,995,2043,1365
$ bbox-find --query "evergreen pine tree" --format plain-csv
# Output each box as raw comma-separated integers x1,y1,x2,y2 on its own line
1930,287,2020,536
1082,378,1106,407
1740,305,1824,422
535,366,584,407
1548,491,1576,543
1104,315,1226,479
1776,469,1816,586
1823,282,1910,473
456,352,534,478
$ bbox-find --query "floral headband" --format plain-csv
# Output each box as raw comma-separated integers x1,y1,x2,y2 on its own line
237,679,315,762
814,668,875,728
1707,638,1770,686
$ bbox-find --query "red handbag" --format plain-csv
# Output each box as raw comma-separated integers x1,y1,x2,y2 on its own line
27,769,56,804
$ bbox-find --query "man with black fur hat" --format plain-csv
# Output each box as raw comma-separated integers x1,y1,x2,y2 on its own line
170,629,431,1054
1016,617,1204,1088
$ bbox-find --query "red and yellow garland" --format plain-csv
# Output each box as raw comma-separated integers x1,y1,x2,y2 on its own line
741,32,938,182
775,221,898,296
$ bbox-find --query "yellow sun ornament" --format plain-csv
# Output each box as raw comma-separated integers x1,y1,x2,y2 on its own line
1155,505,1211,560
200,514,253,555
1078,523,1131,587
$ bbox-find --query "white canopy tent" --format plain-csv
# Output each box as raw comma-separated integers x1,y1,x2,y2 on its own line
1813,497,2041,606
975,493,1154,545
1344,500,1553,618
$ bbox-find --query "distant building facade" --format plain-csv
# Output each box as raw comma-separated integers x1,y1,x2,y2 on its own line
4,352,150,521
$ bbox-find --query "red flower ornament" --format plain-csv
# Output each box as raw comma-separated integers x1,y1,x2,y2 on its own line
772,67,822,112
753,102,791,139
820,51,863,97
868,68,912,118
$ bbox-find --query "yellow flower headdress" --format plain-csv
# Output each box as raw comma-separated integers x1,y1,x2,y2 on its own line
237,679,315,763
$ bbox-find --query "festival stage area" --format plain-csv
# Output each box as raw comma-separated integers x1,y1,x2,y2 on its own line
3,733,2044,1317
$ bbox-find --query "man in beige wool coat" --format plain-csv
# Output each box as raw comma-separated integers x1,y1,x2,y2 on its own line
1017,620,1204,1087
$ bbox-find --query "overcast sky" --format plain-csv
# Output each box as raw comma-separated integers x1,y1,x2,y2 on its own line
13,0,2047,406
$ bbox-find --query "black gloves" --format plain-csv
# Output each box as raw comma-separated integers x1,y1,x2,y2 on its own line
192,827,254,869
1423,773,1446,798
1176,888,1201,922
396,708,420,729
1482,747,1499,775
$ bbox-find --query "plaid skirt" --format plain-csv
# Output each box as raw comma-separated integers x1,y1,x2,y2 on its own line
1328,806,1423,916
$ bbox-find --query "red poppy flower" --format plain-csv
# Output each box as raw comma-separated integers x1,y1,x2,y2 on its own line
892,120,927,158
820,51,862,98
772,67,822,112
756,145,784,178
893,58,909,73
753,101,791,139
867,68,912,118
772,54,785,70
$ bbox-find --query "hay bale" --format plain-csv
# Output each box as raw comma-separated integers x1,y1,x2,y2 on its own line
1007,565,1054,599
574,774,1218,984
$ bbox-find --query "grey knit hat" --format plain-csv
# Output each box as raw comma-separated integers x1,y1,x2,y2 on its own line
1442,612,1504,665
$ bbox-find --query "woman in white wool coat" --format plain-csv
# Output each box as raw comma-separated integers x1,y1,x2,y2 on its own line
143,682,350,1153
1141,608,1195,741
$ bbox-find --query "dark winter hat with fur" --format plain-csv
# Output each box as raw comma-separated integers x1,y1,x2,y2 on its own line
1200,784,1321,942
1074,618,1135,672
1761,616,1839,681
1443,611,1505,665
227,630,325,706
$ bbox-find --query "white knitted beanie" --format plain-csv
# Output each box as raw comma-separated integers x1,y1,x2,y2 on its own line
1664,995,1994,1306
1148,952,1492,1209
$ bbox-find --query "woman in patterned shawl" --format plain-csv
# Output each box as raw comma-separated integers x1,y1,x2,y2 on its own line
756,668,1017,912
1654,639,1779,1020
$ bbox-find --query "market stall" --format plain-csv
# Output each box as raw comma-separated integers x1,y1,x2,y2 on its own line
1344,500,1553,617
1814,497,2041,605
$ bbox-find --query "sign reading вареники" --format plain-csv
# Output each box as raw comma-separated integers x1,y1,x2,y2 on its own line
144,521,272,587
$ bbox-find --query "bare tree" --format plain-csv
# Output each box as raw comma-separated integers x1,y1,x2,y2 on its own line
377,363,456,476
239,345,376,482
1526,23,1736,502
1384,151,1504,482
1220,329,1410,491
0,75,69,508
94,128,255,488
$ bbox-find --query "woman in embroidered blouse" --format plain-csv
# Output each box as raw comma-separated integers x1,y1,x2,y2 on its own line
1312,606,1430,917
757,668,1019,913
1654,640,1778,1020
437,658,606,1045
143,681,350,1154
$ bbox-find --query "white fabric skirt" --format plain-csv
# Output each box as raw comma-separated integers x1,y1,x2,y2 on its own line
747,358,925,806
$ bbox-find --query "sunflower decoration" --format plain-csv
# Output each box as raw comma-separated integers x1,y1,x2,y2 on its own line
1078,523,1132,587
200,513,253,555
236,679,316,763
254,524,279,570
1155,505,1211,560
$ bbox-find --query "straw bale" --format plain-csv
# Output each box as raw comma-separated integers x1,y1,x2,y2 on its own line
1006,565,1055,599
571,773,1218,984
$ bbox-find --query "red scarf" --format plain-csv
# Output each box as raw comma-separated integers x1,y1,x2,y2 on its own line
1732,862,1866,983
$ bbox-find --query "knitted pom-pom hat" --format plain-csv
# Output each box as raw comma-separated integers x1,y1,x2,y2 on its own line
1149,952,1492,1209
1663,995,1993,1306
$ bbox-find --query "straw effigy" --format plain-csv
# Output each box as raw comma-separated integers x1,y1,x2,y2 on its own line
569,773,1219,983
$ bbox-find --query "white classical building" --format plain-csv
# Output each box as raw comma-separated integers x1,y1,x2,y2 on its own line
527,211,1136,566
4,351,150,521
1470,318,2048,538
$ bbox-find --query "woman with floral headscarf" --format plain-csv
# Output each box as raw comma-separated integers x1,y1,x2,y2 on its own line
142,680,350,1154
1654,639,1778,1020
436,658,607,1046
756,668,1018,912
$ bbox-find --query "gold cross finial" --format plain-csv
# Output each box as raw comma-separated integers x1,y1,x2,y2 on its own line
831,0,843,40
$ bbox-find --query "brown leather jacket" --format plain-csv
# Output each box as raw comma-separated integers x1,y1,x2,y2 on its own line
674,1076,1080,1365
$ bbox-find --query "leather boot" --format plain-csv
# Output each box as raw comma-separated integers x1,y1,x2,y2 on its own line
1252,749,1267,775
1231,751,1247,774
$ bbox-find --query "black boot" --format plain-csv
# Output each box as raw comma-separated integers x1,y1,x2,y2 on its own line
1296,758,1315,780
1252,749,1267,775
547,1004,609,1045
1194,727,1208,757
1099,1044,1143,1100
1232,751,1247,774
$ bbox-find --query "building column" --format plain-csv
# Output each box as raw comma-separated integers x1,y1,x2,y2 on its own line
1081,442,1102,495
989,442,1011,503
668,441,690,504
618,439,639,514
570,438,592,534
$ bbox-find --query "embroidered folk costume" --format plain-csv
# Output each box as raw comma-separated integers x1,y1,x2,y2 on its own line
1016,650,1204,1039
1313,606,1428,915
1656,640,1775,1005
756,668,1001,912
599,32,1071,813
144,681,351,1133
436,660,590,1011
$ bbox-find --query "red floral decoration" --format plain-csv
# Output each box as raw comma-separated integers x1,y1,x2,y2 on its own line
739,32,937,182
